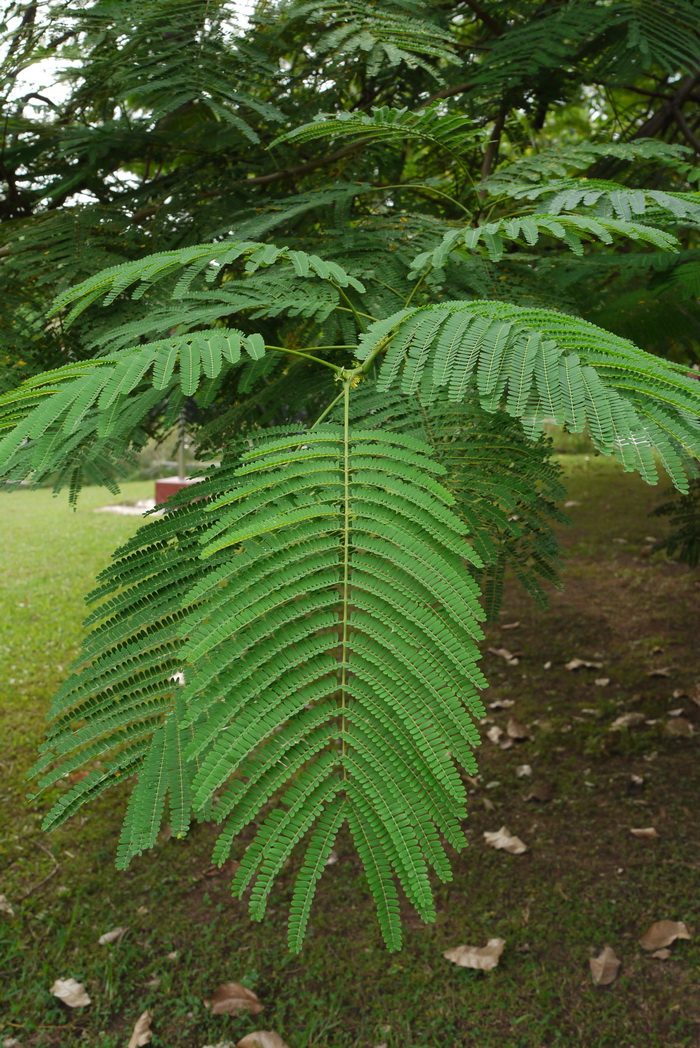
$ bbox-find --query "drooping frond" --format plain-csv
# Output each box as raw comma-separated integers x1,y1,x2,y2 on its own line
282,1,458,78
411,213,679,269
33,419,487,950
50,241,365,326
494,180,700,227
0,329,266,486
357,302,700,489
274,105,483,165
483,139,690,192
620,0,700,76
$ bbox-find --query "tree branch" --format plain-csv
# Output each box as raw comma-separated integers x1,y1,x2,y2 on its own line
672,106,700,154
461,0,503,36
244,141,365,187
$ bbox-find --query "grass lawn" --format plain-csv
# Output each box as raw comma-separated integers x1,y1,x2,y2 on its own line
1,464,698,1048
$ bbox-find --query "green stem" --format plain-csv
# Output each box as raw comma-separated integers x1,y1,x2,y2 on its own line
335,305,379,322
310,388,344,429
339,377,352,774
403,272,426,307
379,182,472,217
266,345,341,372
333,285,376,330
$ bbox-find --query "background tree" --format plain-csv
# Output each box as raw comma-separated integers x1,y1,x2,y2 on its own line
0,0,699,950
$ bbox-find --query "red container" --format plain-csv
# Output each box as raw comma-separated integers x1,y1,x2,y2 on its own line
155,475,204,505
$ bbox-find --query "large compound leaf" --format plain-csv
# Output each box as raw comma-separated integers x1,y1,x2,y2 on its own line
357,301,700,489
31,421,486,951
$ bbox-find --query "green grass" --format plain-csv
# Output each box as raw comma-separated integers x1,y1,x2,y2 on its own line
1,469,698,1048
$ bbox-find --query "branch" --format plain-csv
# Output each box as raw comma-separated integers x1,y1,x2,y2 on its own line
461,0,503,36
478,106,506,200
631,73,700,141
672,106,700,154
244,141,364,187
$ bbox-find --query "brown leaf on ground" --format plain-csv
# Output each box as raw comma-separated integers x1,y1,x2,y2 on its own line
590,946,621,985
206,983,264,1016
486,725,512,749
647,667,672,678
237,1033,291,1048
0,894,15,916
501,621,520,630
507,717,530,740
488,647,520,665
524,783,554,802
50,978,91,1008
516,764,532,778
565,658,604,671
611,712,646,730
483,827,527,854
630,827,658,839
98,926,127,945
651,948,672,960
665,717,694,737
489,699,515,710
639,920,691,951
595,678,610,687
443,938,505,971
127,1010,152,1048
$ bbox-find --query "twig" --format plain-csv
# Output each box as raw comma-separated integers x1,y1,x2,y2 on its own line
17,841,60,901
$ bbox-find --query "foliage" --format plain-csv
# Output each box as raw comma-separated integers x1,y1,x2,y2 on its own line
1,0,700,950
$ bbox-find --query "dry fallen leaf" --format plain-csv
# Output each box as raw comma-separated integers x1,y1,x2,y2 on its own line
507,717,530,740
0,894,15,916
647,667,672,678
206,983,264,1016
485,725,512,749
524,783,553,803
489,699,515,710
483,827,527,854
325,849,338,866
50,978,91,1008
443,938,505,971
501,621,520,630
650,948,671,960
488,647,520,665
589,946,621,985
665,717,694,737
98,926,127,945
565,658,603,671
516,764,532,778
236,1033,290,1048
128,1010,152,1048
630,827,658,839
611,712,645,730
639,920,691,951
595,678,610,687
